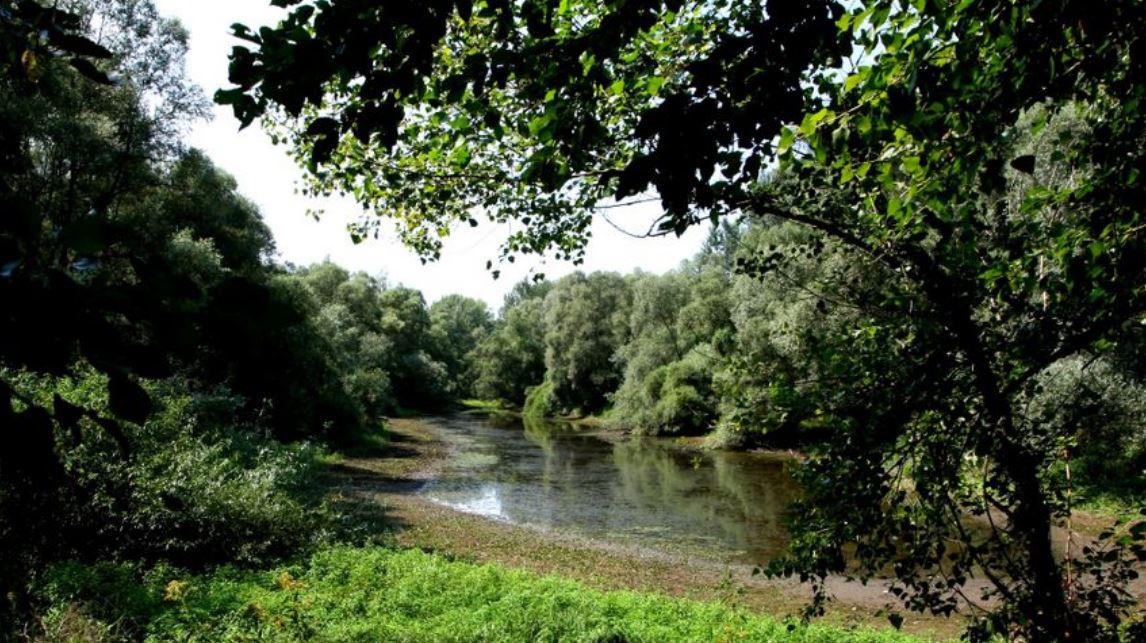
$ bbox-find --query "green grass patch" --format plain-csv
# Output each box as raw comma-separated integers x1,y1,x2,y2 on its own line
329,421,393,459
1074,489,1146,518
38,546,927,642
459,398,515,411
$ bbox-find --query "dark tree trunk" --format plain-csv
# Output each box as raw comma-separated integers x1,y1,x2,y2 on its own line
999,436,1072,640
940,291,1073,640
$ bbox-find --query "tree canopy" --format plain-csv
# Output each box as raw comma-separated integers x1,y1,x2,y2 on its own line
218,0,847,261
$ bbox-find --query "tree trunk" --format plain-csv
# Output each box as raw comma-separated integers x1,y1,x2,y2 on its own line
1000,438,1073,640
932,283,1073,640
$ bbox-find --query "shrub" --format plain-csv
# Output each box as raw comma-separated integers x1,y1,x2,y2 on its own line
2,370,333,574
522,380,558,418
612,348,719,435
1024,356,1146,507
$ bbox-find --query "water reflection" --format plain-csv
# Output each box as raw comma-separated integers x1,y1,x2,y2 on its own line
421,414,800,564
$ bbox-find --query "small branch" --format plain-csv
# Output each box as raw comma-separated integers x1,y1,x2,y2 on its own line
598,211,664,239
592,196,660,211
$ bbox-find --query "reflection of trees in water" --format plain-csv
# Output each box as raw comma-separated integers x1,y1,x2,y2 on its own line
507,415,606,527
521,415,609,487
520,414,559,455
710,454,799,549
471,415,800,559
610,440,799,559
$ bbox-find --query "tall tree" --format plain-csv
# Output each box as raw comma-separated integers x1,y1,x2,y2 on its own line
542,272,632,414
428,294,492,398
471,280,550,404
1,0,205,483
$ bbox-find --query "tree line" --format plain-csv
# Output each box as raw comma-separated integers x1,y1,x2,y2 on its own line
472,206,1146,512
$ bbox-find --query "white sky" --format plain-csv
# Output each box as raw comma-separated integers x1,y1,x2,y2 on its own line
152,0,707,310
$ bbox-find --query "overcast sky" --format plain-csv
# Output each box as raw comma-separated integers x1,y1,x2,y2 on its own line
150,0,708,310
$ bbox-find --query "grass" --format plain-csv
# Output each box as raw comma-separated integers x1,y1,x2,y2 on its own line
39,546,928,643
459,398,515,411
1073,484,1146,519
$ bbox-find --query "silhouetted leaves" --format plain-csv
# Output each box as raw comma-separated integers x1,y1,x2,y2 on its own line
1010,154,1036,174
306,116,341,165
217,0,848,263
107,372,152,424
455,0,473,22
52,394,83,430
51,33,113,59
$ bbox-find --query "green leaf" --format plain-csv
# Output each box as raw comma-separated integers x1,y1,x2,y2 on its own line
449,141,472,168
528,113,554,142
778,127,796,154
581,52,597,77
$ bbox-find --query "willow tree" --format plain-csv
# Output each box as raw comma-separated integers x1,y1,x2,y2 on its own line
222,1,1146,638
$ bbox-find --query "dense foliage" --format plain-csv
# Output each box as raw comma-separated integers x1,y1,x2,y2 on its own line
0,0,491,632
228,0,1146,638
3,0,1146,639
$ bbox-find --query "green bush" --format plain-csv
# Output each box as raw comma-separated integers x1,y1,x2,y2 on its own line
522,380,558,418
3,370,333,572
35,561,164,639
1025,356,1146,509
612,348,718,435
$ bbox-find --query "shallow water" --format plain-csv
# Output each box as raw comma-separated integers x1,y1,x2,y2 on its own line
418,413,801,564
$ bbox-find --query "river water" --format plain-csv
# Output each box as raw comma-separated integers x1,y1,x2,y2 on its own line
418,413,801,564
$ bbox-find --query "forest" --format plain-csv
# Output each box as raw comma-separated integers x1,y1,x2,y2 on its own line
2,0,1145,641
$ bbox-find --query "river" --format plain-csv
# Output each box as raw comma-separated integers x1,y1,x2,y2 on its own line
417,413,801,564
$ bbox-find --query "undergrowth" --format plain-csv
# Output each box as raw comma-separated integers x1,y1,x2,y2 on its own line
34,546,927,643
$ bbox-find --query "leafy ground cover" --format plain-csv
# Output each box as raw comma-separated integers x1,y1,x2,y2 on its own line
37,546,928,643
